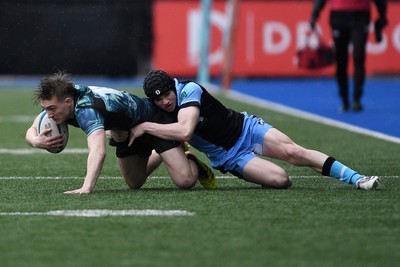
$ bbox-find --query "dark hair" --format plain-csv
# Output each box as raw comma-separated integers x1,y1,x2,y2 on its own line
143,70,175,99
33,71,76,105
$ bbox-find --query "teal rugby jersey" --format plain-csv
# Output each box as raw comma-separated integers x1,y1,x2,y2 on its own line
73,85,154,136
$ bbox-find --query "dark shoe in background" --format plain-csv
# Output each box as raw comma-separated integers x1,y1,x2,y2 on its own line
339,101,350,113
352,102,363,112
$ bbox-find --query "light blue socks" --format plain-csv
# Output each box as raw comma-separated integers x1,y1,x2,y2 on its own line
329,161,363,184
322,157,363,185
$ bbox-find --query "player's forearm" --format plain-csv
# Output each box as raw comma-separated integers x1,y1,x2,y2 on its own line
26,116,40,147
25,126,38,147
143,121,192,142
82,147,106,192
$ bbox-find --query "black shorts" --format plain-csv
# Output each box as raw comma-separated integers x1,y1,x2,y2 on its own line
112,104,180,158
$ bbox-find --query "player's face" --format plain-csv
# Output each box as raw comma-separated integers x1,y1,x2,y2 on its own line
41,96,74,124
153,90,176,112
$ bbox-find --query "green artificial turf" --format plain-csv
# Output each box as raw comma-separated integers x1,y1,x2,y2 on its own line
0,88,399,267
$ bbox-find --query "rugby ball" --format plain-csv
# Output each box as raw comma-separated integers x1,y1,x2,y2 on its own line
37,111,69,153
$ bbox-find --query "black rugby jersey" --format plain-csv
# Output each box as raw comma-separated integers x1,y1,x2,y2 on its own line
177,81,244,151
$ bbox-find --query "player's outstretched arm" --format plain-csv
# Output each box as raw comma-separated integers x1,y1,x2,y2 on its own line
129,106,199,146
64,129,106,194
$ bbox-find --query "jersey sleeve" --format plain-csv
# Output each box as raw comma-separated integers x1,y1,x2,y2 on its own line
75,108,104,136
75,95,105,136
179,82,202,108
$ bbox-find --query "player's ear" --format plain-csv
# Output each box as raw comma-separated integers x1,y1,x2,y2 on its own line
65,97,73,106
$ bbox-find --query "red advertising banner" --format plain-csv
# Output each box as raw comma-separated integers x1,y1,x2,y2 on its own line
153,1,400,77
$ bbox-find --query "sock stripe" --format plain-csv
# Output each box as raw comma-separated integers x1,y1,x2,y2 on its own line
339,166,348,181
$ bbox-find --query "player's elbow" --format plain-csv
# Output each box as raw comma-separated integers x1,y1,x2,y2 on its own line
25,135,32,146
181,130,193,142
25,128,35,147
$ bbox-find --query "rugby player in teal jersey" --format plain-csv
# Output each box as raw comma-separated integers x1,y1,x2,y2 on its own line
25,71,215,194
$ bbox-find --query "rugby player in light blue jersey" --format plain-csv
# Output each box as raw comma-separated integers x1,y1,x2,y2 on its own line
130,70,379,190
25,71,214,194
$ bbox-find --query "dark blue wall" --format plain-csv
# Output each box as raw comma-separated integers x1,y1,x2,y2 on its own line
0,0,152,76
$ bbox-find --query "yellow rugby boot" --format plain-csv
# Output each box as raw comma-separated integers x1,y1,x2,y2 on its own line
186,151,216,189
182,142,190,152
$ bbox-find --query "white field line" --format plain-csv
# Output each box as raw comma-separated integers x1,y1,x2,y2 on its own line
0,115,35,123
0,148,88,154
0,209,195,217
0,176,398,180
222,89,400,144
0,176,235,180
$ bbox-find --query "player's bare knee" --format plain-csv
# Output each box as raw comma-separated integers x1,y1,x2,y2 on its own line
280,176,292,189
127,182,143,189
256,169,290,189
276,170,291,189
173,176,196,189
127,181,145,189
124,176,146,189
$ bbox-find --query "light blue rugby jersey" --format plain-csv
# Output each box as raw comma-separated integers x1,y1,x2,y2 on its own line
74,85,154,136
175,79,202,106
174,79,231,167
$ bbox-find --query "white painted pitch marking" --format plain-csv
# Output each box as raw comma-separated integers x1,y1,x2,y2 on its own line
0,176,399,180
0,209,195,217
0,148,88,155
223,89,400,144
0,176,236,180
0,115,35,123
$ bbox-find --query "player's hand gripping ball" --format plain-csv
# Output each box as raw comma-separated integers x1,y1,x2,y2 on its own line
37,111,69,153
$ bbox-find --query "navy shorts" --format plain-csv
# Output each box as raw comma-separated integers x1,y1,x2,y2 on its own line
112,105,180,158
